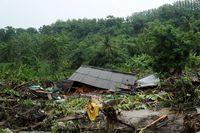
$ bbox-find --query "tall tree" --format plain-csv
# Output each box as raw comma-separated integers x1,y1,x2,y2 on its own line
148,22,190,75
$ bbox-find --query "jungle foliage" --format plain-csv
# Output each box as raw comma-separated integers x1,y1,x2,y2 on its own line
0,0,200,82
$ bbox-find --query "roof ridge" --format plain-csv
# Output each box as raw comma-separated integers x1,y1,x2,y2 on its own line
81,65,136,76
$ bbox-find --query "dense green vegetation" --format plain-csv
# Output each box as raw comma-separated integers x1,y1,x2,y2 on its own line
0,0,200,82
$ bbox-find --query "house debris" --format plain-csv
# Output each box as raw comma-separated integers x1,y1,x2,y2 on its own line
55,79,74,92
69,66,160,93
136,74,160,89
27,66,160,100
29,81,61,100
69,66,137,93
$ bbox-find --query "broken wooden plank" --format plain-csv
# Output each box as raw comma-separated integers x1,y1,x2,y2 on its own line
138,115,168,133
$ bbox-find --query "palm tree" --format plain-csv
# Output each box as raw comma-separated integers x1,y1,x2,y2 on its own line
103,35,113,58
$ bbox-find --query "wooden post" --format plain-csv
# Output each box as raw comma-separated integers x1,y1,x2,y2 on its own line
106,116,115,133
103,105,117,133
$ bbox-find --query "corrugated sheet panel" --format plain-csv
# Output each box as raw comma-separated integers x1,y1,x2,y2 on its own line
136,74,160,88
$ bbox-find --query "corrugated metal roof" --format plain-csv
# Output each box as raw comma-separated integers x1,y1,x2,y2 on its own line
69,66,136,91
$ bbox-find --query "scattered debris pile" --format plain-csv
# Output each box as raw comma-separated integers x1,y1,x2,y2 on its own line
183,113,200,133
26,66,160,100
0,65,199,132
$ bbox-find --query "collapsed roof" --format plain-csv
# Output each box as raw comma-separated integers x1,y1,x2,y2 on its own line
69,66,136,92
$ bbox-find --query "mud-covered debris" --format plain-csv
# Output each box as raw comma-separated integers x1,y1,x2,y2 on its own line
183,113,200,133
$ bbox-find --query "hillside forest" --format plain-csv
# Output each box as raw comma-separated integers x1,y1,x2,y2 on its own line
0,0,200,82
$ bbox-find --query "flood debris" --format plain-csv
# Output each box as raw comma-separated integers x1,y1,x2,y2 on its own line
29,84,60,100
0,66,199,132
55,79,74,93
136,74,160,89
24,67,160,102
86,102,100,121
183,113,200,133
0,87,194,133
68,66,160,94
138,115,168,133
103,105,117,133
21,66,160,99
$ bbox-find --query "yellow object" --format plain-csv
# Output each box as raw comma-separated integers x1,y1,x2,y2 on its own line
86,102,100,121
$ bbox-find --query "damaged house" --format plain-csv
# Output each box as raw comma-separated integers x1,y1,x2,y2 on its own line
29,66,160,99
67,66,159,94
69,66,137,93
